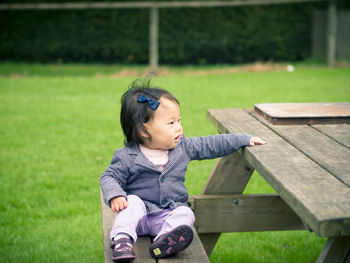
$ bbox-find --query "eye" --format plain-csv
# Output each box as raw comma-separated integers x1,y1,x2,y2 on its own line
168,121,174,125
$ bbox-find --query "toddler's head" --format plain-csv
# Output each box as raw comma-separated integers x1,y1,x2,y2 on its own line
120,79,182,149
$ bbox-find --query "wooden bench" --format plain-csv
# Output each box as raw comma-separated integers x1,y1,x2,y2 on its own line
100,192,210,263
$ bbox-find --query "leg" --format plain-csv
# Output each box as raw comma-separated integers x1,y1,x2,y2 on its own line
154,206,195,240
317,236,350,263
149,206,195,259
136,209,170,238
110,194,147,242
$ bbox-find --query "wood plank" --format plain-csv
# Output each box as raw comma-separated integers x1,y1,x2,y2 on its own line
327,0,337,67
197,233,220,257
312,124,350,148
0,0,330,10
158,229,210,263
207,108,350,237
316,236,350,263
254,103,350,125
100,191,116,263
149,7,159,73
346,252,350,263
100,191,155,263
195,233,220,257
134,237,154,263
191,194,305,233
249,109,350,187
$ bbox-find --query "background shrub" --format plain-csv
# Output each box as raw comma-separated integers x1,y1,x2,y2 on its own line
0,1,329,64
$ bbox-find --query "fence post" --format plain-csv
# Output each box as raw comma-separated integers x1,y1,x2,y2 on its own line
327,0,337,67
149,7,159,73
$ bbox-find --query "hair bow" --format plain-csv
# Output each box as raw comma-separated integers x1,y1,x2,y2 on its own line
137,94,160,110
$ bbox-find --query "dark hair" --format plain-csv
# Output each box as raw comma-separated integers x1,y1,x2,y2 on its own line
120,79,179,146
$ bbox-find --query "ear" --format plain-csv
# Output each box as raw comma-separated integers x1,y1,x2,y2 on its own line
138,123,150,139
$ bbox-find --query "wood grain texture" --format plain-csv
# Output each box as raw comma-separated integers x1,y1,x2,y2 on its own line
255,103,350,118
134,237,154,263
254,103,350,125
249,109,350,187
312,124,350,148
100,191,117,263
207,108,350,237
201,152,254,194
192,194,305,233
316,236,350,263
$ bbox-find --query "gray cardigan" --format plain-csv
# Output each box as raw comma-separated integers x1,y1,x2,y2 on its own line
100,133,251,214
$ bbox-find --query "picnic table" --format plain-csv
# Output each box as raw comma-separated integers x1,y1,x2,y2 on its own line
100,103,350,263
194,103,350,262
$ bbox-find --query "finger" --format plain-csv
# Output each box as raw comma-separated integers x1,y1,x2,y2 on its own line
250,138,256,146
112,203,120,213
257,139,266,145
119,200,127,211
123,200,128,209
252,137,266,145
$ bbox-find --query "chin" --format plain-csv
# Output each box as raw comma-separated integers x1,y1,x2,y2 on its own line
167,143,177,149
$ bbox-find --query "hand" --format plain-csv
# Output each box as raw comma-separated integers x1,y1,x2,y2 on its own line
110,196,128,213
249,137,266,146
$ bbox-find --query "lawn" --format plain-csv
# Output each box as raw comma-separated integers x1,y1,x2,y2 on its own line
0,63,349,263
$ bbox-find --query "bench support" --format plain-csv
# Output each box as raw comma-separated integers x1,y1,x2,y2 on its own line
316,236,350,263
190,194,305,233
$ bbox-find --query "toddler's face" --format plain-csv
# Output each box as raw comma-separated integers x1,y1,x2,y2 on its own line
142,96,182,150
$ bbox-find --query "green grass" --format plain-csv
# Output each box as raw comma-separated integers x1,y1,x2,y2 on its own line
1,63,349,263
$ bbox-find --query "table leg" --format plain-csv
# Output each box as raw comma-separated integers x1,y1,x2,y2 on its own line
198,152,254,256
197,233,221,257
316,236,350,263
201,151,254,195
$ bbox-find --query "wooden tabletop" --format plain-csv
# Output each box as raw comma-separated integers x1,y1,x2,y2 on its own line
254,103,350,125
207,108,350,238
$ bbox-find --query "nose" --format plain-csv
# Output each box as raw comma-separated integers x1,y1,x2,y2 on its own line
176,122,183,132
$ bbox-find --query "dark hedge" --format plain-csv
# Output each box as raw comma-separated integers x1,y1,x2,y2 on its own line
0,2,328,64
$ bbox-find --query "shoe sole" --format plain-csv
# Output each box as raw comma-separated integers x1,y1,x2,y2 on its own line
111,255,136,262
149,225,193,259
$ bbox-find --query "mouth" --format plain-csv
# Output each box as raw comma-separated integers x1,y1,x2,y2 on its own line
174,134,181,142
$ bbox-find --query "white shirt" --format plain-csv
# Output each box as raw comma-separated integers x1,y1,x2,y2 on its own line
139,144,169,172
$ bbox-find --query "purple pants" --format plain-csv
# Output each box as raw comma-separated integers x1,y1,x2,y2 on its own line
110,195,195,242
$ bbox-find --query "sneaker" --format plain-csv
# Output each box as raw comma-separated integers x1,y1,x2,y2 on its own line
110,237,136,262
149,225,193,259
